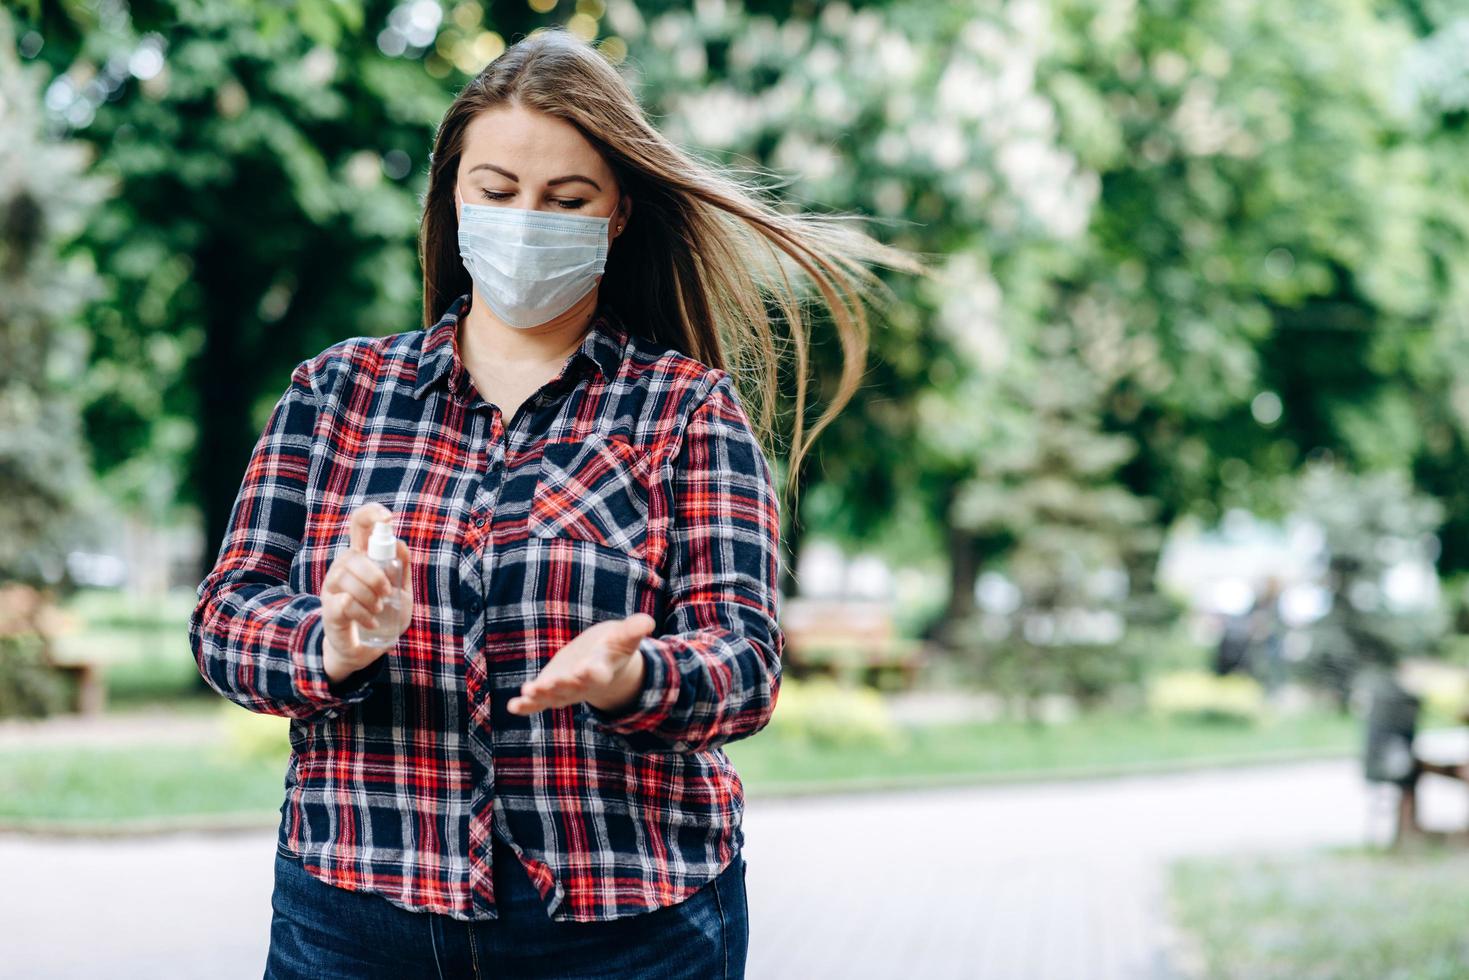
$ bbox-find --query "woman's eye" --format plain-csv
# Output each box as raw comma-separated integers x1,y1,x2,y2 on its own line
476,190,584,210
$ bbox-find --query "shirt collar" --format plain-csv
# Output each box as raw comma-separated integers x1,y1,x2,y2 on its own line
412,293,629,402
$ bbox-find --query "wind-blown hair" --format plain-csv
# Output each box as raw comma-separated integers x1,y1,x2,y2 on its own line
419,26,929,507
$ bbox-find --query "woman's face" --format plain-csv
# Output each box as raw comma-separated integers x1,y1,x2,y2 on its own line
453,102,631,252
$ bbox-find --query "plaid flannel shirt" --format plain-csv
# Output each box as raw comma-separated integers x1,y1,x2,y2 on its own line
188,294,783,922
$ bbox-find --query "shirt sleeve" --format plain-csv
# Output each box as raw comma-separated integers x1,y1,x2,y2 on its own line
580,371,784,754
188,357,386,722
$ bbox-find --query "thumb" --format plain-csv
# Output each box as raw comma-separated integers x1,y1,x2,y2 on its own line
614,613,656,650
350,503,394,553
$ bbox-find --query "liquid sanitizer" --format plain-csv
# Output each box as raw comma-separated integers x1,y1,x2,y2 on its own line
358,520,406,649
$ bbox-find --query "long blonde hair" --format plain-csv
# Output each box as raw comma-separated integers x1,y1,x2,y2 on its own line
419,26,930,508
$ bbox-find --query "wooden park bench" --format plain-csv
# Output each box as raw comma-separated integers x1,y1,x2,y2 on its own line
45,643,108,716
780,596,929,690
0,583,107,717
1365,670,1469,846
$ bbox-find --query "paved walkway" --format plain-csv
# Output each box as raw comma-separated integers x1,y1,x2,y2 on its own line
0,703,222,749
6,757,1465,979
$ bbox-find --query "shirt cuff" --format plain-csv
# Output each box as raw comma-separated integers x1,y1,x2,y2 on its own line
582,636,681,735
290,607,386,715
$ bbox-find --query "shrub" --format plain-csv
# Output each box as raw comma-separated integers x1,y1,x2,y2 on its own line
1147,670,1265,726
765,676,907,750
218,704,292,763
0,639,70,719
0,584,72,719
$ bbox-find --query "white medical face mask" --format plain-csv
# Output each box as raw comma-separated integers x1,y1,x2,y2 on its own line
456,202,611,329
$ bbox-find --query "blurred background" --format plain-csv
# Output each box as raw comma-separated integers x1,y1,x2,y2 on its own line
4,0,1469,977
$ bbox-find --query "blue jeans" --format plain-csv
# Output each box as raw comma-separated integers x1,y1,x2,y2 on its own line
264,828,749,979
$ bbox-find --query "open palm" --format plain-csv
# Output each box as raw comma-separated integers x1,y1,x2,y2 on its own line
509,613,656,716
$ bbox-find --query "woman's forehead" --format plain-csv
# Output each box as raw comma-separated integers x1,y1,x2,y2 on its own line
459,106,609,180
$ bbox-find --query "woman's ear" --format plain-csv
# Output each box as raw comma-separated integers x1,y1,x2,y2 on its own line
614,194,632,239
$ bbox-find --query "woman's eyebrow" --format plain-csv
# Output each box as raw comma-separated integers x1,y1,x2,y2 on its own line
467,162,601,191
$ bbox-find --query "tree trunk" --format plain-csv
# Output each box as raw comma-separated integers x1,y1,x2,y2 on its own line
190,237,264,688
926,485,979,648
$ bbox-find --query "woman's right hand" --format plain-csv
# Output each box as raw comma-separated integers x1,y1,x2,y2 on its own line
319,502,413,685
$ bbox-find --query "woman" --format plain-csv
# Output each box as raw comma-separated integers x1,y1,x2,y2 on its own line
189,26,922,980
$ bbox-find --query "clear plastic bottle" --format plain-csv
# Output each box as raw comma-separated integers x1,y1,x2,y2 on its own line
358,520,407,649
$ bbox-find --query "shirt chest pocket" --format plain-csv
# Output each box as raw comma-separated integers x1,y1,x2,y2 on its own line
528,437,657,565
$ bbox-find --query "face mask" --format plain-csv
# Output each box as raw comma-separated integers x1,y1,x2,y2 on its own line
456,202,611,329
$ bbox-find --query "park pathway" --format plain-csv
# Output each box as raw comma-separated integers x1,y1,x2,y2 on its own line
3,756,1465,979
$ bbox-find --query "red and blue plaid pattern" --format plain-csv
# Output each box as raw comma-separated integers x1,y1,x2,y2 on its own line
189,294,783,922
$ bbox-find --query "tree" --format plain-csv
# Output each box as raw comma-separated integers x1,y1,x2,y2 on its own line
1290,462,1446,709
621,0,1099,608
0,7,111,717
0,7,108,586
17,0,452,569
945,323,1160,714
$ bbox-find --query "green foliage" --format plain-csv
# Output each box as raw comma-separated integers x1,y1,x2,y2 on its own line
1291,461,1447,704
0,638,70,720
964,634,1150,716
219,701,293,763
762,676,908,750
11,0,1469,716
1147,670,1265,726
941,323,1166,708
0,9,110,585
1040,0,1452,527
630,0,1097,549
14,0,468,556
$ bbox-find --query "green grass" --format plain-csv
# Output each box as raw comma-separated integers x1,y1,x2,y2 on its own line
1169,846,1469,979
725,710,1358,793
0,709,1359,830
0,743,287,828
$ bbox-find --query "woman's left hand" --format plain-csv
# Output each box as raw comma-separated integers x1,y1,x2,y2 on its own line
509,613,657,716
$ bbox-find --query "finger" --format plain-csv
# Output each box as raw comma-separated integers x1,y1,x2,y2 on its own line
523,674,577,697
608,612,656,653
325,594,380,647
511,691,572,714
349,503,394,553
331,592,382,632
328,590,355,626
510,689,558,712
324,567,387,614
338,552,394,602
522,678,587,707
327,568,386,615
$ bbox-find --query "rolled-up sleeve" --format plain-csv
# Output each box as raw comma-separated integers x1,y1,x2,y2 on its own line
581,371,784,754
188,358,384,722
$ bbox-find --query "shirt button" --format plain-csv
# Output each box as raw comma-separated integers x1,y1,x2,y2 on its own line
466,594,483,614
474,514,486,527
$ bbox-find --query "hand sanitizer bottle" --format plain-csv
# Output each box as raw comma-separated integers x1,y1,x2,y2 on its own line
358,520,406,649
